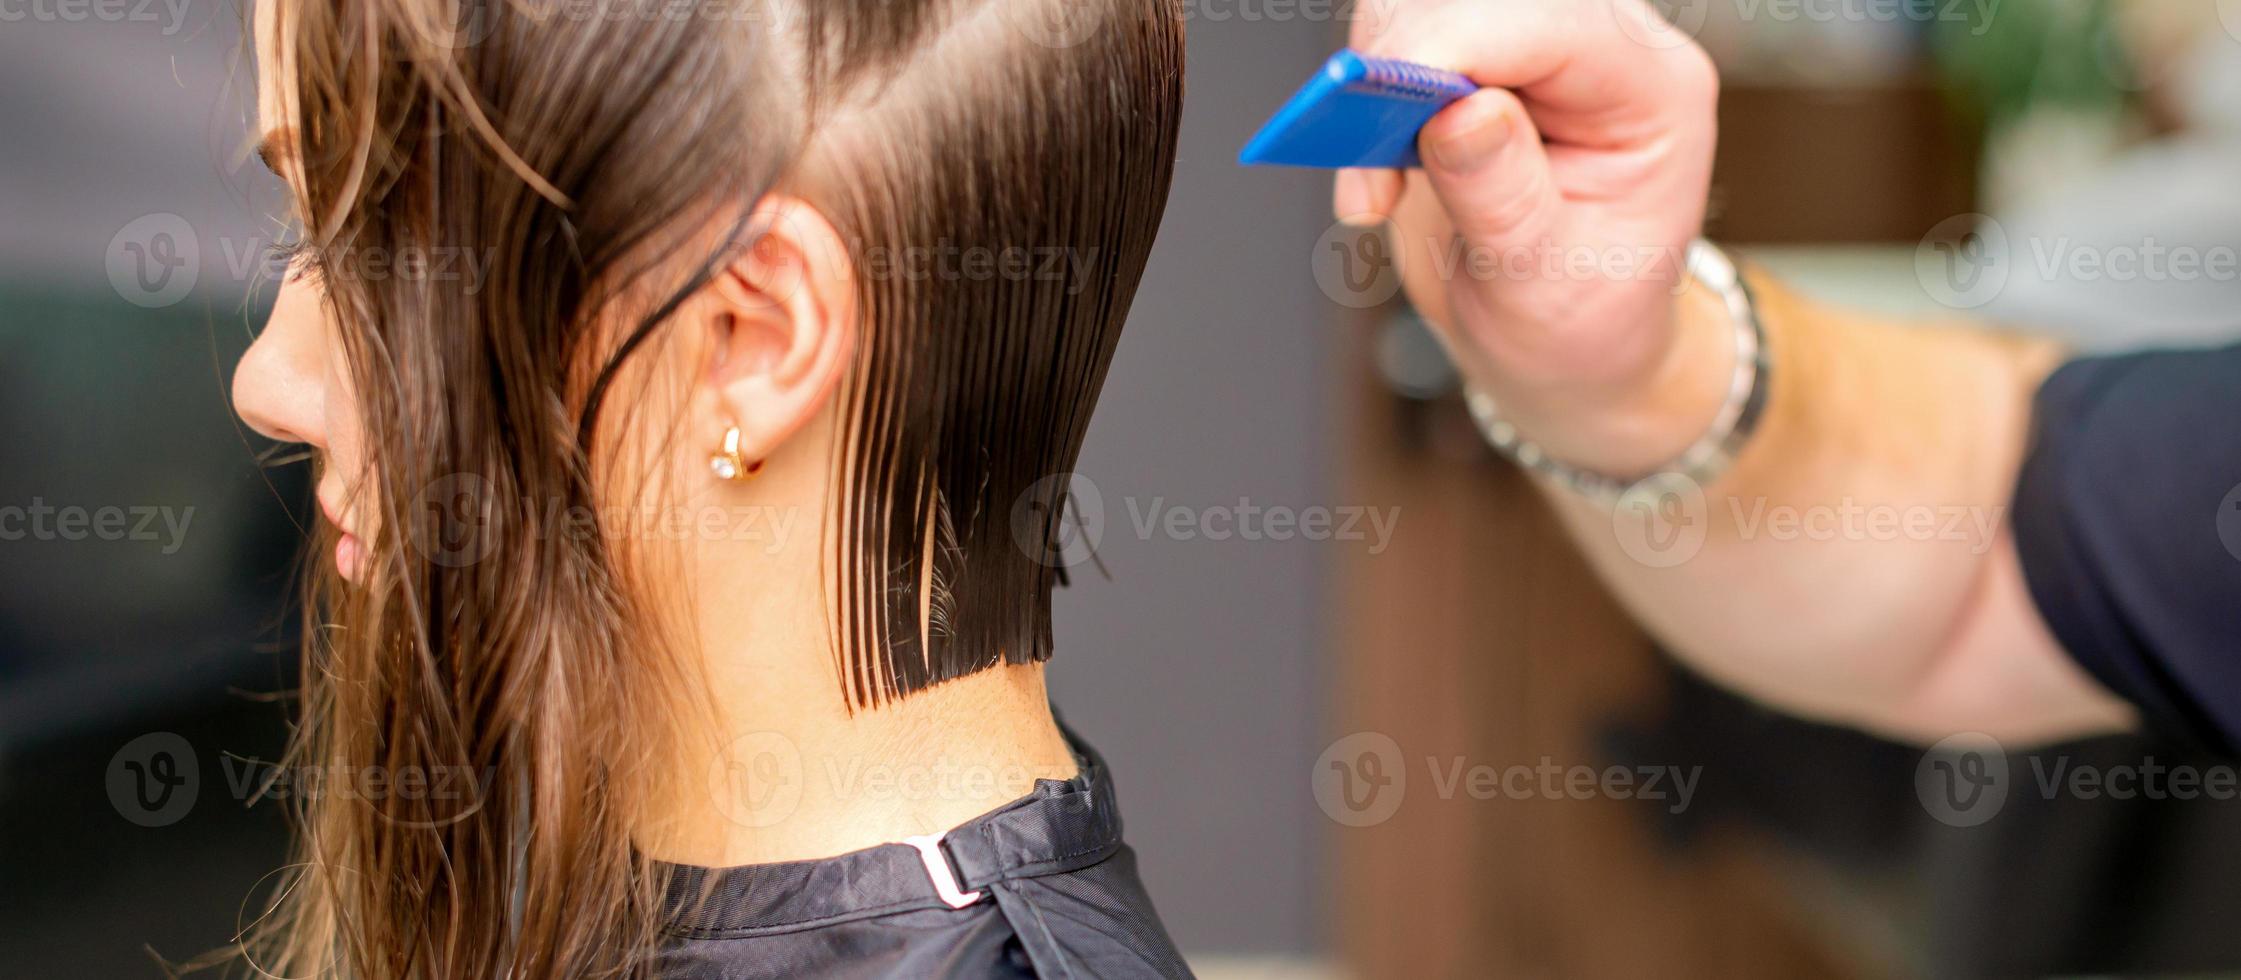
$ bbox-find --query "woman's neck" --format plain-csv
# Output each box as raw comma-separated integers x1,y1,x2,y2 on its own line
637,640,1077,868
635,420,1075,866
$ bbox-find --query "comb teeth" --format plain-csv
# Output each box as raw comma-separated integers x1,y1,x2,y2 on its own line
1337,52,1476,102
1238,49,1481,169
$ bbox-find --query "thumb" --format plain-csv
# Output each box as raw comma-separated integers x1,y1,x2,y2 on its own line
1417,89,1556,252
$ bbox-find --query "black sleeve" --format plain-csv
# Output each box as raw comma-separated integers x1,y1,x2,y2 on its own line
2011,343,2241,755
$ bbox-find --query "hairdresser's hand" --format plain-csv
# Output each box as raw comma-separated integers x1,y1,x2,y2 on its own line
1335,0,1726,476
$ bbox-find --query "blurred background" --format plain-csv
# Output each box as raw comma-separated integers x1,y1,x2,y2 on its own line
5,0,2241,977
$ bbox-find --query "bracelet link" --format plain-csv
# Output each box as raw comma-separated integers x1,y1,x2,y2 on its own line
1462,239,1771,506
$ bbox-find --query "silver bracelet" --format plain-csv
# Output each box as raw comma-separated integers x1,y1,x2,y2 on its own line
1462,238,1770,505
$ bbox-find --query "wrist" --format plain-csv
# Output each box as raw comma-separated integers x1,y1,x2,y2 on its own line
1465,271,1740,479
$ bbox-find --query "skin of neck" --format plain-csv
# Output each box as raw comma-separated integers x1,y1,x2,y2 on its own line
633,406,1079,868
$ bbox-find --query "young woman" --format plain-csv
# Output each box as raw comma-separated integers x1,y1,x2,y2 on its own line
226,0,1188,975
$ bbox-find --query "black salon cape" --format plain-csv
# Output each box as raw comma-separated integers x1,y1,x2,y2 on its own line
2013,341,2241,754
653,734,1193,979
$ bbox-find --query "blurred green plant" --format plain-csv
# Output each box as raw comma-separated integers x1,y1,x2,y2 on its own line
1928,0,2135,129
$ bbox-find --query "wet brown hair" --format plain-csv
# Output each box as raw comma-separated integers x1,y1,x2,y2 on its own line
233,0,1182,975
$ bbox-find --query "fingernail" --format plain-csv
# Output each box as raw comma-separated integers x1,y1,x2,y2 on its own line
1429,105,1510,174
1334,171,1377,226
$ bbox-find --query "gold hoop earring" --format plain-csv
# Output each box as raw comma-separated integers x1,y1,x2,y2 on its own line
710,425,761,481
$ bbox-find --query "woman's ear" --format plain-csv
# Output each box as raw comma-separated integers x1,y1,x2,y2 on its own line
700,196,857,468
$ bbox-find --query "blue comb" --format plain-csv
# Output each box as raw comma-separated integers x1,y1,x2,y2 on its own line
1239,49,1479,169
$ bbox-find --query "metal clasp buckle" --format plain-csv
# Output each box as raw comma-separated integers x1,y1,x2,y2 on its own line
900,832,985,909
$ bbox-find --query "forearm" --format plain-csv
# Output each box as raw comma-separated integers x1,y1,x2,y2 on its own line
1501,269,2129,741
1340,0,2135,743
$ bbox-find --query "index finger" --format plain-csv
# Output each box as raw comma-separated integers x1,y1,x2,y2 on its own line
1349,0,1714,147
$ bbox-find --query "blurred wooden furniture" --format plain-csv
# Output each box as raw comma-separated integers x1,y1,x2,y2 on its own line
1325,310,1870,979
1317,69,1994,974
1709,80,1980,244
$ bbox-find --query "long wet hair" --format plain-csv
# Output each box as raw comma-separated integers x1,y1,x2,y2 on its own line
236,0,1183,975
